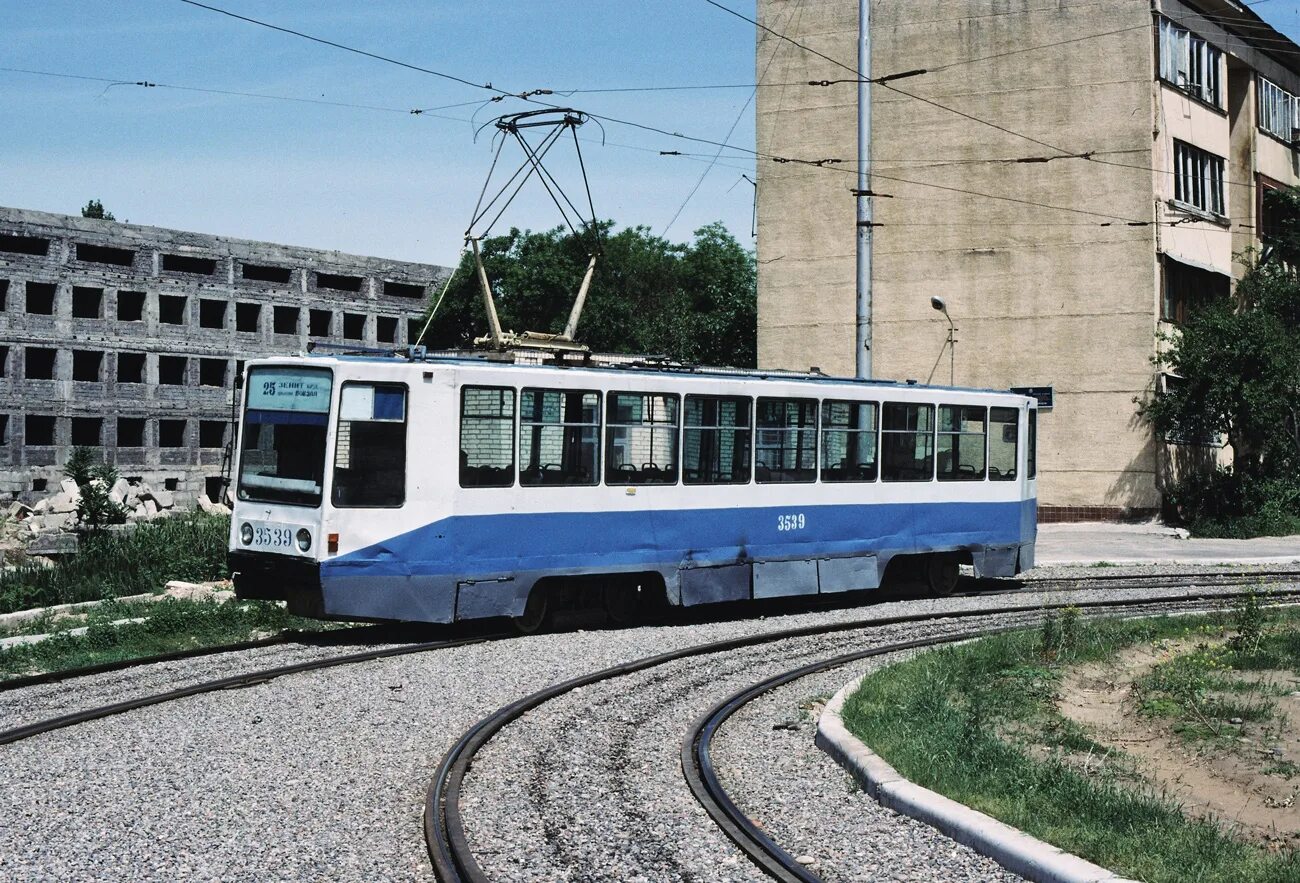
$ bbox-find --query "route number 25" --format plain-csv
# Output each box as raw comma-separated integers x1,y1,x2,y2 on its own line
776,513,806,532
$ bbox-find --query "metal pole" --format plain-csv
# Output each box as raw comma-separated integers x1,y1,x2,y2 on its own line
855,0,872,380
948,323,955,386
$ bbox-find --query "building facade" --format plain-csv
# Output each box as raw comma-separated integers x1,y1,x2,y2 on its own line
756,0,1300,518
0,206,448,505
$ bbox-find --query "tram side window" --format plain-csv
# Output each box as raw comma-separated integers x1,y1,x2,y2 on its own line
821,400,877,482
684,395,752,485
332,383,407,507
988,407,1018,481
520,388,599,486
606,392,679,485
1029,409,1037,479
937,405,987,481
756,398,817,483
881,402,934,482
460,386,515,488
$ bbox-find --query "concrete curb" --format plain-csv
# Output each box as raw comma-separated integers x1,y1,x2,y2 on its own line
816,673,1141,883
0,592,159,631
1038,556,1300,567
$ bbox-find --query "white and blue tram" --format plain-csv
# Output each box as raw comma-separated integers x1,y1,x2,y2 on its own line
228,351,1037,626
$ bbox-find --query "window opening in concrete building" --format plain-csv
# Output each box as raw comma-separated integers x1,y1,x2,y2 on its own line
1162,257,1229,324
236,302,261,332
159,356,188,385
333,382,407,507
1159,18,1222,107
819,400,876,483
117,352,146,384
309,309,332,337
317,272,363,292
685,395,752,485
26,282,56,315
881,403,935,482
384,281,424,299
199,358,228,387
754,398,815,484
75,243,134,266
164,477,179,492
25,347,56,380
0,234,49,256
159,294,187,325
235,360,245,386
26,415,56,446
937,405,986,482
989,408,1019,480
273,305,300,335
117,417,146,448
0,415,8,446
607,392,680,486
408,319,423,345
72,350,103,382
376,316,398,344
1259,77,1298,141
72,286,104,319
0,345,7,378
117,290,145,321
199,298,227,329
204,476,225,503
71,417,102,447
158,420,186,448
519,389,600,487
32,478,48,492
1173,141,1225,216
162,253,216,275
343,312,366,340
200,420,227,448
242,263,292,284
461,387,516,488
0,279,8,311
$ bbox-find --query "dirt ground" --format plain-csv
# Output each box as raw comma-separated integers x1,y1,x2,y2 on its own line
1058,640,1300,848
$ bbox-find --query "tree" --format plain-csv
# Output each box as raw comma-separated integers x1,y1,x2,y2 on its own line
81,199,115,220
420,222,756,367
63,447,128,530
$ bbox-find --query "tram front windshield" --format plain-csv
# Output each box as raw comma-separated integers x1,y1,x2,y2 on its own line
238,367,332,507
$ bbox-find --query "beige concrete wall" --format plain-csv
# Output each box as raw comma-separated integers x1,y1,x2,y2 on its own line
757,0,1162,508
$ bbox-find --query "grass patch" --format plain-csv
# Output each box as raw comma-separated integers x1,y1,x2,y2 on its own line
0,513,229,614
842,609,1300,883
0,597,327,678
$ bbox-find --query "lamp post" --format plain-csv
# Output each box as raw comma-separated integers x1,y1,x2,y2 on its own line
931,296,956,386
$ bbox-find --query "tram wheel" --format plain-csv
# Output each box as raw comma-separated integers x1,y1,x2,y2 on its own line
603,580,642,626
512,586,550,635
924,555,960,598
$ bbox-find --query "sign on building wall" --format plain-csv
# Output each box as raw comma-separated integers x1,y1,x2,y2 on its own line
1010,386,1054,410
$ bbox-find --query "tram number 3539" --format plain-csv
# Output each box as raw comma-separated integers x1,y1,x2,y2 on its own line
776,513,807,532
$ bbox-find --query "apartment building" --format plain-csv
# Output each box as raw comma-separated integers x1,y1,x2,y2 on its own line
0,206,448,505
756,0,1300,518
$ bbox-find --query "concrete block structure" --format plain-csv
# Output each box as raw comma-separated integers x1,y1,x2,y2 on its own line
0,206,448,505
756,0,1300,518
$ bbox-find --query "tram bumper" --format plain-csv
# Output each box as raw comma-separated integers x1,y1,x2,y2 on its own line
229,550,326,618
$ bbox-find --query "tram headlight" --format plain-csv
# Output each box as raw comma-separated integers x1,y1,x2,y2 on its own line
240,522,253,545
296,529,312,552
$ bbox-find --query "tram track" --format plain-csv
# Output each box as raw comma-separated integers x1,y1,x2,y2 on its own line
425,586,1300,882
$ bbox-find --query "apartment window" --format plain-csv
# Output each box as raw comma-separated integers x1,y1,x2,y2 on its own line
199,298,227,329
460,386,515,488
520,389,599,486
162,253,216,275
0,345,7,378
72,350,103,382
242,263,291,284
1162,257,1229,323
71,417,102,447
75,243,134,266
309,309,332,337
1259,77,1298,142
26,282,55,315
1173,140,1225,216
199,420,228,448
117,352,146,384
199,358,228,387
376,316,398,344
117,417,146,448
159,294,187,325
273,306,300,335
1159,18,1222,107
0,234,49,256
158,356,188,385
72,286,103,319
159,420,187,448
384,280,424,299
26,415,56,446
317,272,363,292
25,347,56,380
117,290,145,321
0,414,8,446
0,279,7,312
236,302,261,333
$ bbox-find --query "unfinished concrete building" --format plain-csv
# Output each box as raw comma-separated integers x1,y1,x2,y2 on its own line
0,206,449,505
756,0,1300,518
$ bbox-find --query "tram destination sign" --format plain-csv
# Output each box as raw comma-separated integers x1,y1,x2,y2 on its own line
1010,386,1054,410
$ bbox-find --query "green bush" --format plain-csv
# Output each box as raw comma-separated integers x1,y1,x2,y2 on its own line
0,513,230,614
1164,469,1300,539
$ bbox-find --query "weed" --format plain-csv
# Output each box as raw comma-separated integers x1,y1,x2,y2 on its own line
1229,589,1270,657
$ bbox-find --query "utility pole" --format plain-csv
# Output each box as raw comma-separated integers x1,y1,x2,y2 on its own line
855,0,872,380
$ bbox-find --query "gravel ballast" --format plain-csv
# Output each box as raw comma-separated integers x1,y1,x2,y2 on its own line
1,571,1294,882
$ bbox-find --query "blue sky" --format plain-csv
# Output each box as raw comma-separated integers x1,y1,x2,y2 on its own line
3,1,1300,266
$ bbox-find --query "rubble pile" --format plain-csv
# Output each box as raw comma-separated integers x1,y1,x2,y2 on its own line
3,477,231,539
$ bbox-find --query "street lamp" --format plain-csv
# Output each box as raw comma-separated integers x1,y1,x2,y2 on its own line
931,296,956,386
